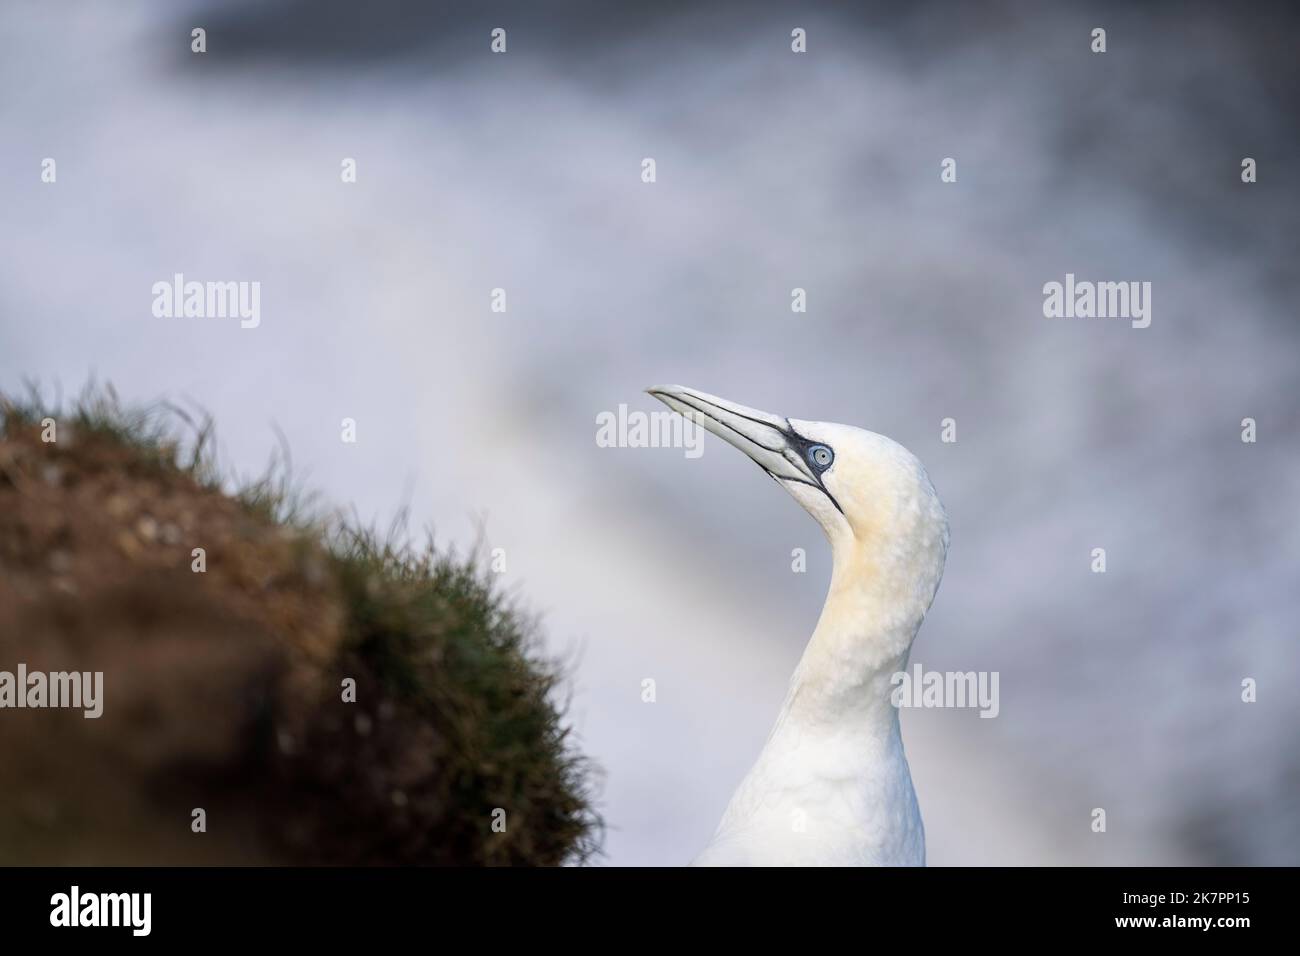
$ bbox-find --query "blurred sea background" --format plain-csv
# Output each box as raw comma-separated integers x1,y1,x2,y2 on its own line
2,0,1297,864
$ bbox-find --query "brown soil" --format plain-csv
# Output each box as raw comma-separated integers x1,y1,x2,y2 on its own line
0,407,599,865
0,417,342,864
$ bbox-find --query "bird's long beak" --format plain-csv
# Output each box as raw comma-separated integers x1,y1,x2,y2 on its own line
646,385,825,492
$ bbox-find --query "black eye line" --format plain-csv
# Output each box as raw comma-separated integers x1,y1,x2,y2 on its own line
779,422,830,465
780,421,844,514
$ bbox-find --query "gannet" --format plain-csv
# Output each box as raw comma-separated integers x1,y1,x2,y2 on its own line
648,385,949,866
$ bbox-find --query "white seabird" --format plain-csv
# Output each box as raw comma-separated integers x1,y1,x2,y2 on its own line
649,385,949,866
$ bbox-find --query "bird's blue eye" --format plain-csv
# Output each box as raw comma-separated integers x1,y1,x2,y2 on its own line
808,445,833,469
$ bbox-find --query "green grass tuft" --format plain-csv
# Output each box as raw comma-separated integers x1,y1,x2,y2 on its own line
0,382,602,865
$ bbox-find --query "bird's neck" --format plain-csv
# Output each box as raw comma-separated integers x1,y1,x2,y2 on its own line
780,537,941,732
704,531,944,865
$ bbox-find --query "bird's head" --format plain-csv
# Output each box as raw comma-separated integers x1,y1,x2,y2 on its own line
647,385,949,568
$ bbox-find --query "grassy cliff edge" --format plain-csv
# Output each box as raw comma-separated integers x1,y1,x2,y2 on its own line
0,385,601,865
